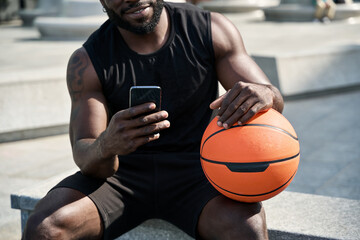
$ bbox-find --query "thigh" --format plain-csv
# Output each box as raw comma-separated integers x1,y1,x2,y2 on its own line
47,171,152,239
197,196,268,240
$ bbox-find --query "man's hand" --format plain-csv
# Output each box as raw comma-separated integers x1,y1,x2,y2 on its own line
99,103,170,157
210,82,275,129
209,13,284,130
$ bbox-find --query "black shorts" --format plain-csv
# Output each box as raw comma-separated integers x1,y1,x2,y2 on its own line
51,152,220,240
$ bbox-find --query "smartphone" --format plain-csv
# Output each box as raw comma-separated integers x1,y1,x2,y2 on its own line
129,86,162,113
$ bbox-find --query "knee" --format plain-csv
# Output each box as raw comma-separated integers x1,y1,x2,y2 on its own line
219,202,268,240
242,203,268,240
23,210,70,240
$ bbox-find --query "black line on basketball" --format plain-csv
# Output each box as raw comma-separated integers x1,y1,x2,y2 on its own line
200,152,300,173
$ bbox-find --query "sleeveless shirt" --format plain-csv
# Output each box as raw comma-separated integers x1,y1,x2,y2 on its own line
83,3,218,153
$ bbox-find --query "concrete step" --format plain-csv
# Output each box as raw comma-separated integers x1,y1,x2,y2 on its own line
11,170,360,239
224,15,360,97
252,45,360,97
0,66,71,143
0,24,80,142
263,191,360,240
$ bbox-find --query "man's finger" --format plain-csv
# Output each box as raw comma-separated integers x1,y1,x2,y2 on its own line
133,110,169,127
136,133,161,146
220,98,255,129
237,103,267,125
135,120,171,137
209,90,229,110
125,102,157,119
217,89,240,117
217,90,251,128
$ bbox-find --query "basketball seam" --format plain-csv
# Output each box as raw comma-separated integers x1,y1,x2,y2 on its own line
200,152,300,172
245,124,298,140
201,124,299,155
204,168,298,197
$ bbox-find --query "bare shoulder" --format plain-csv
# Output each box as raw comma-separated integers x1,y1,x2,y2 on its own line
66,47,101,102
210,12,246,58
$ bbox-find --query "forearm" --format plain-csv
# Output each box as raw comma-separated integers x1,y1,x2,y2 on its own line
72,133,119,179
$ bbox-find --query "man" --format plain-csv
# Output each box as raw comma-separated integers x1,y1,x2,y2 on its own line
23,0,283,239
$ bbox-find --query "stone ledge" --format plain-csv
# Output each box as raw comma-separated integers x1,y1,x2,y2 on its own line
10,170,360,239
118,220,193,240
264,191,360,240
0,125,69,144
10,169,77,230
252,46,360,96
0,73,71,142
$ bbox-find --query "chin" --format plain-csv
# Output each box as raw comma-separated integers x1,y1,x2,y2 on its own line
107,0,164,34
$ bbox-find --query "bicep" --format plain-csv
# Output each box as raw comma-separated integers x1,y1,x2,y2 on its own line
66,48,108,145
211,13,270,90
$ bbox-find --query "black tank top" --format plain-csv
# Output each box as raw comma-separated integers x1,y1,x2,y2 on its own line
83,3,218,153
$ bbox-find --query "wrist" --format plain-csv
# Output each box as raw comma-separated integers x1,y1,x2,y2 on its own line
267,84,284,113
97,131,114,160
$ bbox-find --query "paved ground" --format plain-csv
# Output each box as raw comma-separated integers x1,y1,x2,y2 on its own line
0,13,360,240
284,90,360,199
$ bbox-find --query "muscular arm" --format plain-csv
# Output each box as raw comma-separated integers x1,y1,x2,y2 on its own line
209,12,284,128
67,47,118,179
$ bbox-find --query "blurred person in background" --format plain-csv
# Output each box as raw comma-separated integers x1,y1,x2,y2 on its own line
314,0,336,22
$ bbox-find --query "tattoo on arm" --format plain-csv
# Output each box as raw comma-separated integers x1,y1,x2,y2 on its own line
67,49,88,102
67,49,89,126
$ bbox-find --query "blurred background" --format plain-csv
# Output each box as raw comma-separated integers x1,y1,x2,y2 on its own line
0,0,359,239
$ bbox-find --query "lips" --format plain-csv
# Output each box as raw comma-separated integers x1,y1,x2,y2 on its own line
125,5,150,14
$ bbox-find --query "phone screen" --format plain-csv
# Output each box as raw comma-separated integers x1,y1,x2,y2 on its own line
129,86,162,111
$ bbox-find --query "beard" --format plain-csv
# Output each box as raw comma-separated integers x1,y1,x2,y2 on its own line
105,0,164,35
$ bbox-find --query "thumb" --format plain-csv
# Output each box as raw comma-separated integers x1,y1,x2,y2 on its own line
209,90,229,110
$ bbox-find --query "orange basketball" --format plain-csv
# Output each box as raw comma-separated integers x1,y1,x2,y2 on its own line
200,108,300,202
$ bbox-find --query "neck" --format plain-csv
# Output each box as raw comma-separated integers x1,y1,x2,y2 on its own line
118,8,170,55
